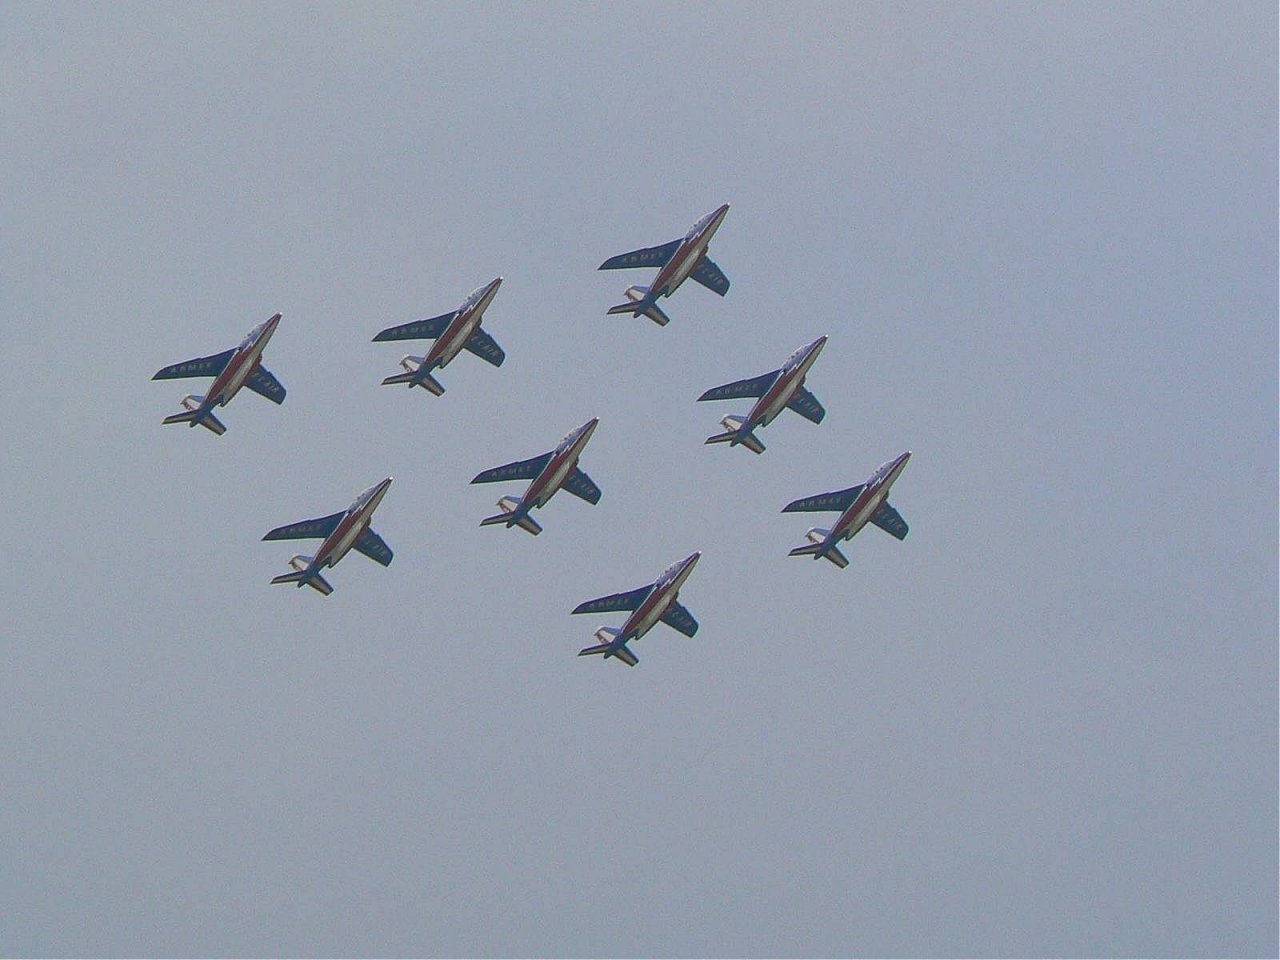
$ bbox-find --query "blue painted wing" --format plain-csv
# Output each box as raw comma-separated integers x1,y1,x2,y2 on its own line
464,327,506,367
354,528,394,566
786,386,825,424
870,502,909,541
572,584,652,615
371,311,455,342
698,370,778,403
562,468,601,505
690,256,730,296
782,484,865,514
471,452,553,485
598,238,681,271
660,601,699,638
152,348,235,381
245,364,286,404
262,511,343,541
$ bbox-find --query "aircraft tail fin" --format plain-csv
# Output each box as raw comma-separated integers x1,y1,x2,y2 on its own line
788,529,848,568
382,356,445,395
162,396,226,435
704,415,765,454
269,556,334,594
578,628,637,666
480,496,542,535
607,285,671,326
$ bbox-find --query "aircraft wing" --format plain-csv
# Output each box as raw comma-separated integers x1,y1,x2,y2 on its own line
660,601,699,638
572,584,652,615
262,511,344,541
371,311,455,342
463,327,506,367
245,364,287,404
152,348,235,381
690,256,730,296
561,468,601,505
471,452,554,485
697,370,778,403
782,484,866,514
786,386,825,424
870,501,909,541
354,527,394,566
598,238,681,271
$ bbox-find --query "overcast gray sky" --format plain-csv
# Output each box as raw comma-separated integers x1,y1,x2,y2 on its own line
1,3,1275,957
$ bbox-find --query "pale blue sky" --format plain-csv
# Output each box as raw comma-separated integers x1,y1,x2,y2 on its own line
1,3,1275,956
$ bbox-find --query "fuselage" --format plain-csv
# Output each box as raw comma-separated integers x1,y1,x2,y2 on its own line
825,452,912,548
427,277,502,368
306,477,393,576
612,551,701,645
515,417,599,515
745,335,827,430
201,313,281,413
649,204,729,300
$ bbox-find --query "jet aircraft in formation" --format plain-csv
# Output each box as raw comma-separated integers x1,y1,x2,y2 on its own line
262,477,394,595
572,551,701,667
599,203,730,325
373,277,506,395
471,417,601,535
152,313,286,435
698,335,828,454
153,203,915,663
783,452,912,568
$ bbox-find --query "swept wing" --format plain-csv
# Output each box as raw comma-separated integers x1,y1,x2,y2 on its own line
870,502,909,541
598,238,681,271
561,468,602,505
660,601,699,638
371,311,456,343
245,365,287,404
152,348,235,381
463,328,506,367
782,484,866,514
471,452,554,485
262,511,344,541
572,584,653,615
698,370,778,403
690,257,730,296
786,387,826,424
354,528,394,565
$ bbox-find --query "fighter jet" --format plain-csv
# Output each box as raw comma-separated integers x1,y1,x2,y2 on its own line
598,203,730,325
572,551,701,667
262,477,394,595
152,313,285,435
698,335,828,454
471,417,601,535
782,452,912,568
372,277,505,395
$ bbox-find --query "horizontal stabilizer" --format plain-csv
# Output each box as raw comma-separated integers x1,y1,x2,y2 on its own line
162,402,226,436
577,641,639,667
382,361,445,395
480,499,542,535
704,417,765,454
788,541,849,569
270,563,334,595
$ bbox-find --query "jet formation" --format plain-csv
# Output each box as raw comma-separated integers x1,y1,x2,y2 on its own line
153,204,914,664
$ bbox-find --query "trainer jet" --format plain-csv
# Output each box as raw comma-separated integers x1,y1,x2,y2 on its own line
599,203,730,325
471,417,601,535
263,477,394,595
152,312,285,435
373,277,505,395
782,452,911,569
572,551,701,667
699,335,828,454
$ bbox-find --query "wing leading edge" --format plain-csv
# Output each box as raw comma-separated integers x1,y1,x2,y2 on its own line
572,584,653,616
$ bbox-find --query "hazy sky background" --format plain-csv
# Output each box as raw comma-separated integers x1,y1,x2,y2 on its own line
2,3,1275,957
